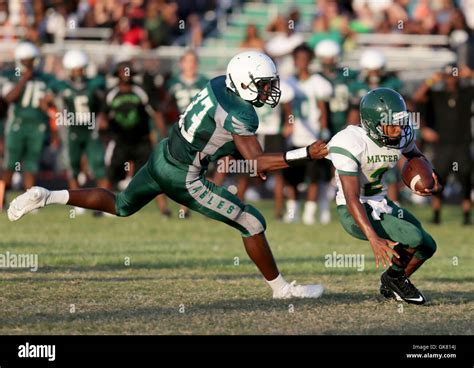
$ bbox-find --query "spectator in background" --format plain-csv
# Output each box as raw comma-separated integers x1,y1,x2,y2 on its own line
94,0,124,28
172,11,203,48
308,14,343,50
266,15,304,78
240,24,264,50
412,0,438,34
425,0,468,36
119,16,146,46
323,0,350,37
381,0,410,33
413,64,473,225
186,13,203,48
144,0,175,48
43,1,75,43
350,3,377,34
288,7,302,32
0,1,8,26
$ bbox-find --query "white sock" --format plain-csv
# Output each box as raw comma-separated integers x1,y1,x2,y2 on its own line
266,273,289,293
303,201,317,218
45,190,69,205
285,199,298,220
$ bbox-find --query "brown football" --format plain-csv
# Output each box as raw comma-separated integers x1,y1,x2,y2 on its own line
402,158,434,193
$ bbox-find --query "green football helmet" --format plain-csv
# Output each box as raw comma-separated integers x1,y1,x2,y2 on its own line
359,87,414,149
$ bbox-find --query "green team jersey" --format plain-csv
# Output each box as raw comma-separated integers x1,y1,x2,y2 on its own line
166,74,208,113
321,68,358,134
349,75,403,109
167,75,258,170
49,76,105,133
1,70,56,122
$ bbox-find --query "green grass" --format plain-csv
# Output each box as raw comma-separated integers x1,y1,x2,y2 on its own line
0,197,472,335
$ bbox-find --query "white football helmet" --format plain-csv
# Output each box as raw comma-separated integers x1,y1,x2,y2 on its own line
359,49,386,70
63,50,89,70
15,42,40,61
315,40,341,59
225,51,281,108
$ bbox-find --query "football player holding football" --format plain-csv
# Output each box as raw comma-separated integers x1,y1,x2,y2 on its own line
327,87,442,304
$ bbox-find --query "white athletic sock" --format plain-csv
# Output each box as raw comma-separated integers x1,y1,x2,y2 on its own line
285,199,299,221
266,273,289,293
303,201,317,224
45,190,69,205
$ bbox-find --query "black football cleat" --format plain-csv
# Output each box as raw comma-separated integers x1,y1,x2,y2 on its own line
380,271,426,305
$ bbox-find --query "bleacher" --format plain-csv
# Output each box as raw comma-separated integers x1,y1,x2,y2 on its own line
0,0,458,81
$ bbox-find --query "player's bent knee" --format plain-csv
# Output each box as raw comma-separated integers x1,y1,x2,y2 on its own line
416,233,437,260
239,204,266,237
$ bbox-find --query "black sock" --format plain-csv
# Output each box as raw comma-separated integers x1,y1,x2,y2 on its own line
387,266,405,278
433,210,440,224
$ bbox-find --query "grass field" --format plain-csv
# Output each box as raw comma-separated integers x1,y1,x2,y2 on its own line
0,196,472,335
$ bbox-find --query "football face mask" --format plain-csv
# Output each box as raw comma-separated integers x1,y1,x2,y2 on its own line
247,75,281,108
377,111,415,149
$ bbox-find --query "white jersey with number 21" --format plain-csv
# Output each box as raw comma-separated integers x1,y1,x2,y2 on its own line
327,124,415,206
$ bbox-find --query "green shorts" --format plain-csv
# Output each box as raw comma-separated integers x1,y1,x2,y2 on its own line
67,130,105,179
115,139,266,237
4,119,47,173
337,199,436,260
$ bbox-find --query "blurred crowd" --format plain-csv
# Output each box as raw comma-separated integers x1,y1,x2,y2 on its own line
0,0,220,47
0,0,472,225
0,0,473,48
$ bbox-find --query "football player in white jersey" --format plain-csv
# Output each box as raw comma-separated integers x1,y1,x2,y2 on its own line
327,88,442,304
284,44,333,225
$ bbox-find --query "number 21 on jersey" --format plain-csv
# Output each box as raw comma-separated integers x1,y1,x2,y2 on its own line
179,88,213,144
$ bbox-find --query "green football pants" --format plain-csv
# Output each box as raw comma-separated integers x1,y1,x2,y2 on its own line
337,200,436,260
115,139,266,237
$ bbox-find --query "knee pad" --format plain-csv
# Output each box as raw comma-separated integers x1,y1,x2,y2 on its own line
414,232,437,260
238,204,267,237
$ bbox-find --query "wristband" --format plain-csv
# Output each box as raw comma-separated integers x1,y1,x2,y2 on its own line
284,146,310,166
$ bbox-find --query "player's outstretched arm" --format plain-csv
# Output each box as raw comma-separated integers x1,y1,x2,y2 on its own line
340,174,400,268
233,134,328,180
